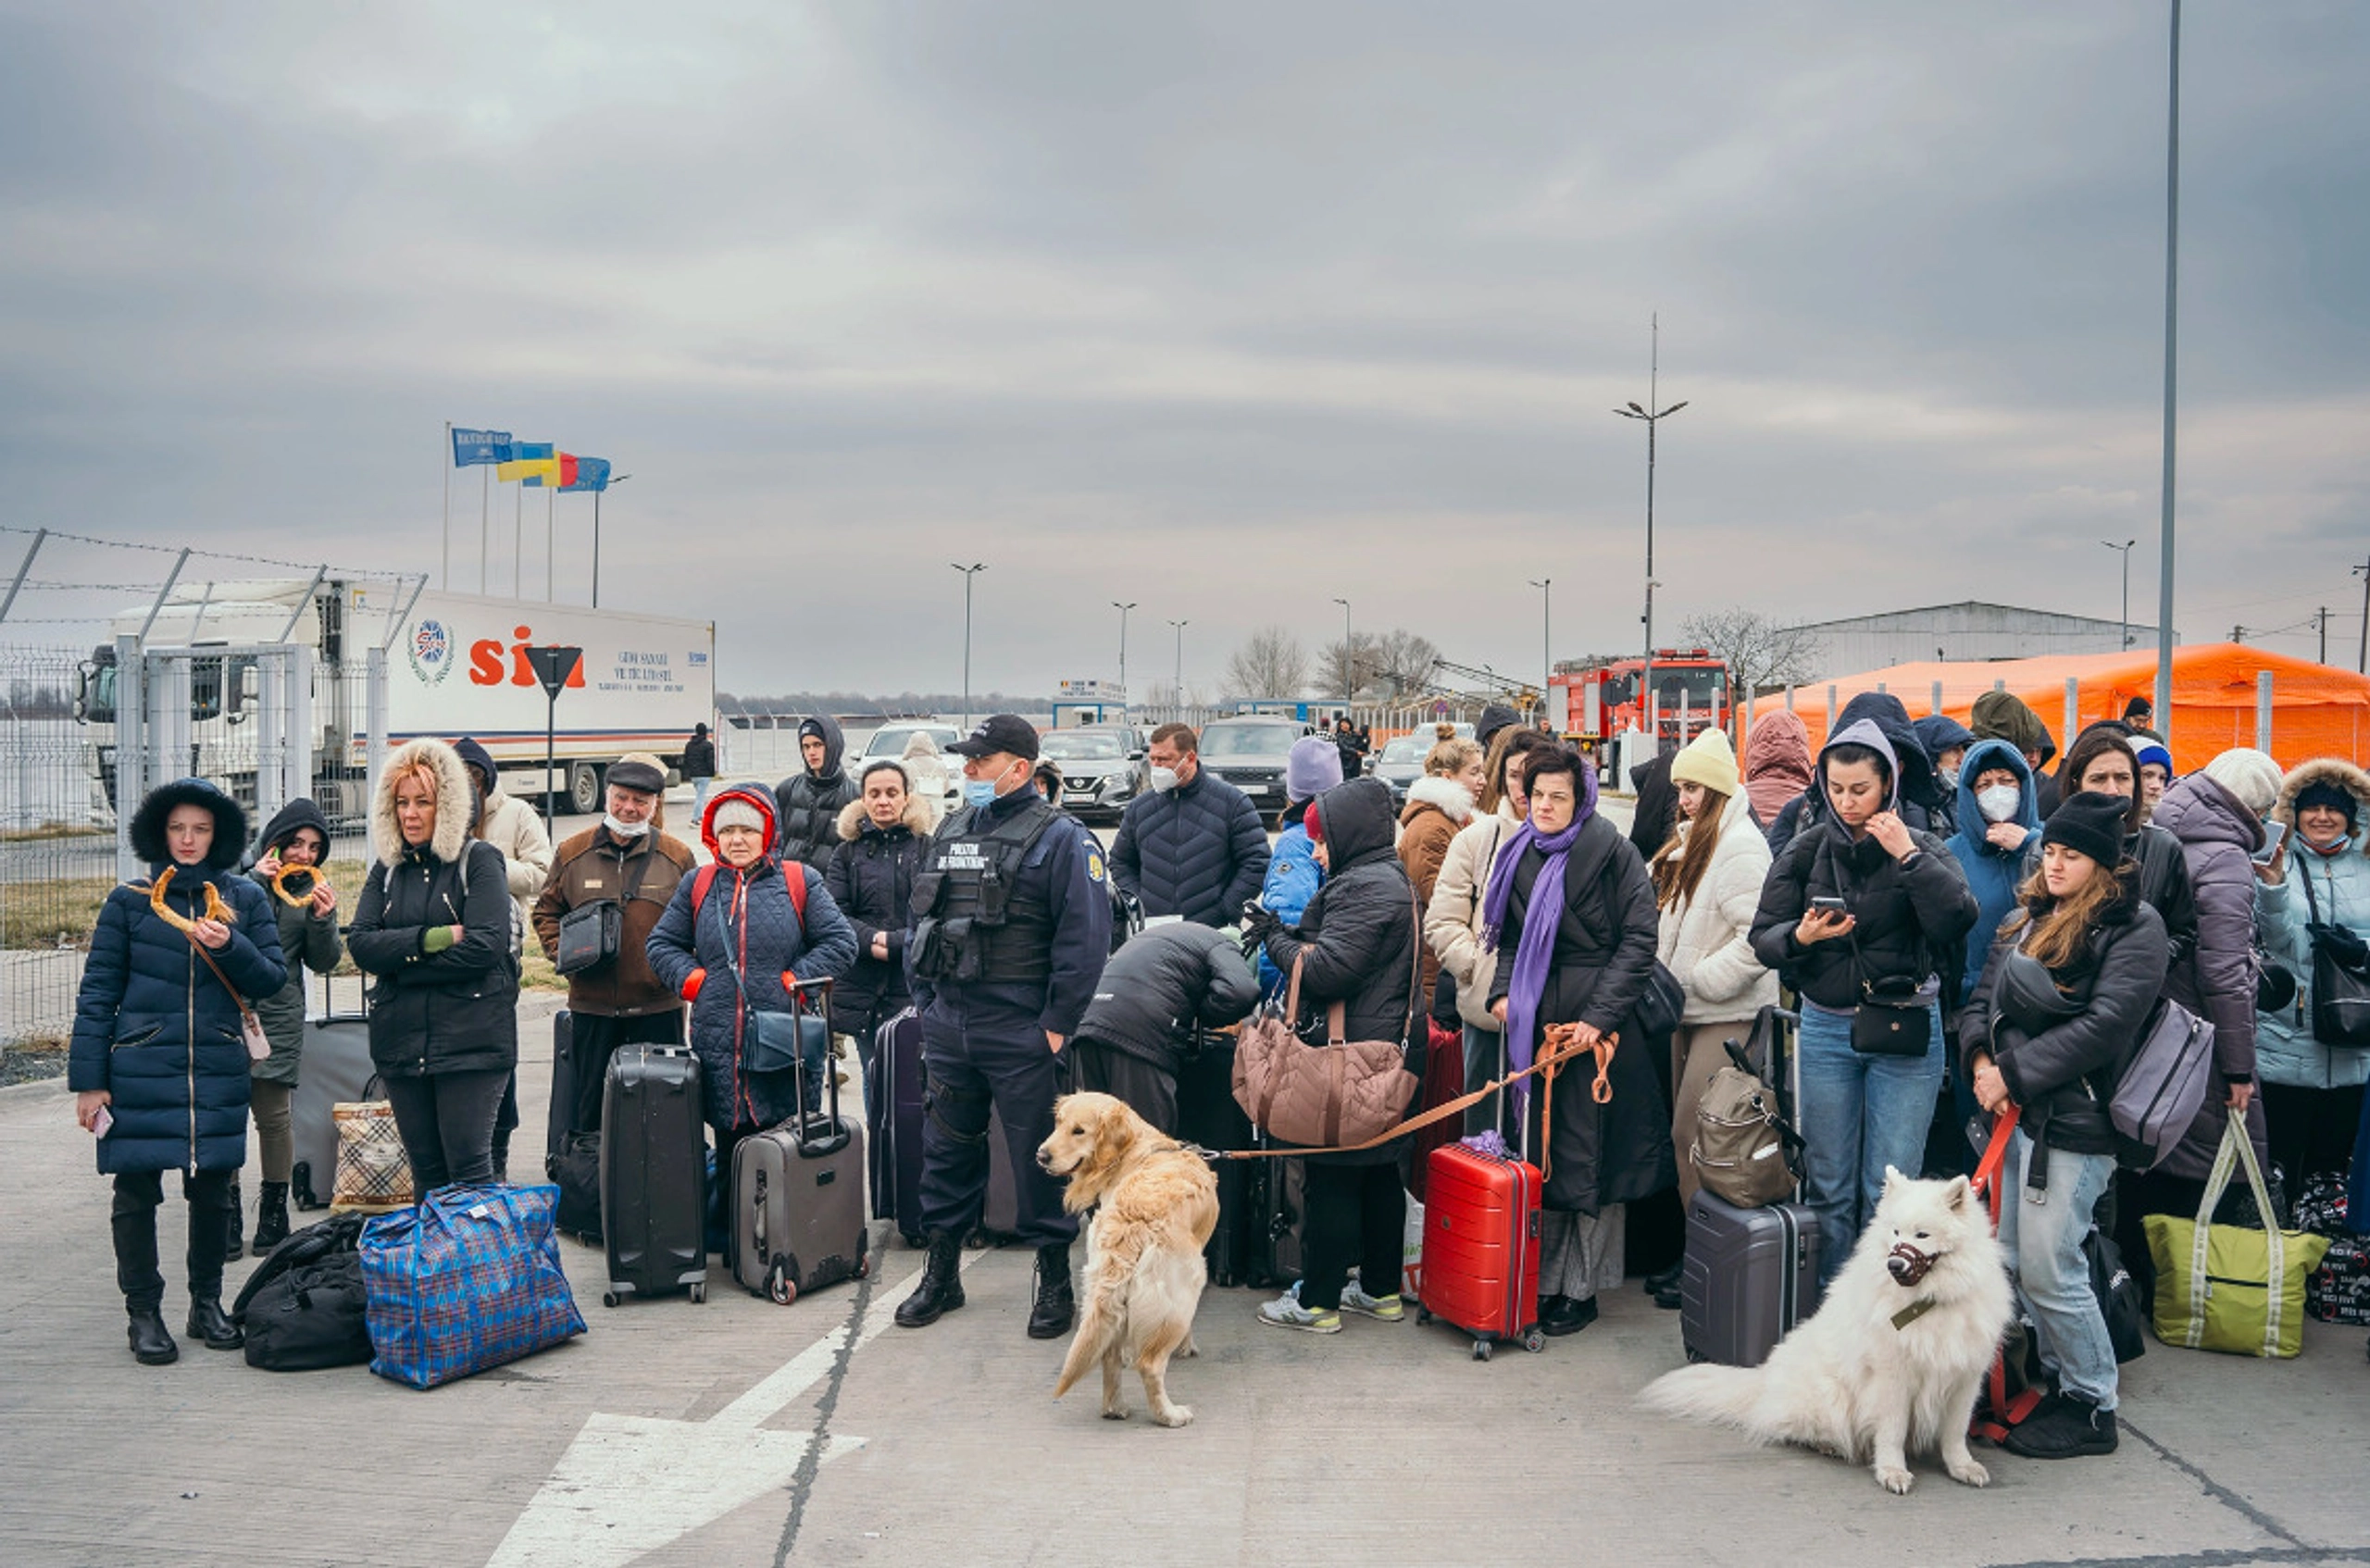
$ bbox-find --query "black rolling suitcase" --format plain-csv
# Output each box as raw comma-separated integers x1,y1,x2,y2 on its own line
1240,1150,1306,1290
1177,1026,1255,1287
1679,1190,1820,1367
599,1045,710,1306
545,1011,602,1242
868,1007,927,1247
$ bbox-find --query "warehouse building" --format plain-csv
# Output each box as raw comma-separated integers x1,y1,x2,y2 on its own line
1789,601,2173,678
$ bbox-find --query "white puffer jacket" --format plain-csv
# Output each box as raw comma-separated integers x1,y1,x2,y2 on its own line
1653,803,1778,1025
478,788,555,933
1425,804,1520,1033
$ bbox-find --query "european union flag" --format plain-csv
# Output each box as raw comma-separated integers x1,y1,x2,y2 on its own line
559,457,611,493
451,428,513,467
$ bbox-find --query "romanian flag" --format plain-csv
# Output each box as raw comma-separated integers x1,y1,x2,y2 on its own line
495,442,556,483
524,453,579,489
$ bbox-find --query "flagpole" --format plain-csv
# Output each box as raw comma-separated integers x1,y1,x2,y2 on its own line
442,422,452,591
546,494,555,602
480,467,489,595
514,482,523,598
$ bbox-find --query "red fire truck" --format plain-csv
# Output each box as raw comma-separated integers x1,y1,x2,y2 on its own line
1546,650,1730,744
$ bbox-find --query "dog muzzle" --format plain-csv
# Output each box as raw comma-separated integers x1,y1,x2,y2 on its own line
1886,1241,1940,1287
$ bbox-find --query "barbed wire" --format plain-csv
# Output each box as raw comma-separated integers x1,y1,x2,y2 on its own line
0,524,417,583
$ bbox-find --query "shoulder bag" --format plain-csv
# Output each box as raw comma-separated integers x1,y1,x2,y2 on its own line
1846,919,1938,1057
191,937,272,1063
2142,1110,2331,1358
717,867,827,1076
555,841,657,977
2298,865,2370,1048
1232,890,1423,1148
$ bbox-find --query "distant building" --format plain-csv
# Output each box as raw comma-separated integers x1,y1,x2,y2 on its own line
1789,601,2173,678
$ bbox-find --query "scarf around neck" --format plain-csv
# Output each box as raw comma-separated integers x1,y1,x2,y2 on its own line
1481,802,1594,1104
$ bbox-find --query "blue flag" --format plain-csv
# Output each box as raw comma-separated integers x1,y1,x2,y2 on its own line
451,428,514,467
559,457,611,493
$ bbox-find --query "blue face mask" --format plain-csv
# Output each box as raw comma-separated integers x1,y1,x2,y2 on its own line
962,778,998,810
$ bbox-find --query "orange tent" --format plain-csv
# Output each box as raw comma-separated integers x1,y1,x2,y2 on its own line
1749,644,2370,775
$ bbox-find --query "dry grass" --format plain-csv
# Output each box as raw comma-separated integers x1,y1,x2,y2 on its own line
0,823,108,845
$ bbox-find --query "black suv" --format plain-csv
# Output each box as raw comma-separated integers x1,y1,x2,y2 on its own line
1196,716,1309,825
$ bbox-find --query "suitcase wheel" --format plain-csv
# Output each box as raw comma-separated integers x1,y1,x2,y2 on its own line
1522,1327,1546,1354
602,1292,621,1309
1684,1345,1706,1364
1416,1306,1432,1325
765,1260,797,1306
689,1283,707,1305
1472,1339,1491,1363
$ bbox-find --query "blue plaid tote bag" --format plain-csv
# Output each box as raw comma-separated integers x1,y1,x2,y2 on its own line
361,1183,586,1388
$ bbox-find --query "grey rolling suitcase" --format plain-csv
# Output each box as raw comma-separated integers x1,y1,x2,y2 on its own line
600,1045,709,1306
735,981,871,1304
290,974,373,1212
1679,1189,1820,1367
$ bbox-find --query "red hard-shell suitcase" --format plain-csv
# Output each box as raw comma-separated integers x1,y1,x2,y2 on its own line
1416,1140,1545,1360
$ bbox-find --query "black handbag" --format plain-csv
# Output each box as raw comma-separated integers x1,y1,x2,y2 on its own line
554,844,656,977
1847,922,1938,1057
2299,867,2370,1048
1636,961,1687,1039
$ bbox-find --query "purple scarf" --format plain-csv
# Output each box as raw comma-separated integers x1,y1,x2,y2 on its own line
1481,768,1598,1103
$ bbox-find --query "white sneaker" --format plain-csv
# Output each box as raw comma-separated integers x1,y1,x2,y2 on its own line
1257,1292,1341,1334
1340,1284,1404,1322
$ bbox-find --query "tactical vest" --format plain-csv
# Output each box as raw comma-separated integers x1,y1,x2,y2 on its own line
909,797,1063,986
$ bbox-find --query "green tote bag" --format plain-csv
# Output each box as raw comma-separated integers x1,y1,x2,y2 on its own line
2144,1110,2330,1359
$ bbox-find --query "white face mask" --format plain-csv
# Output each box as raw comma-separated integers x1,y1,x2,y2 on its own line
604,813,652,839
1149,765,1180,794
1975,784,2021,826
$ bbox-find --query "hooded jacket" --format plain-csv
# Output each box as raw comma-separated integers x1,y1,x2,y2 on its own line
1628,750,1679,865
1765,692,1941,855
1743,710,1815,830
1970,691,2058,816
69,778,287,1176
1425,803,1522,1034
1110,763,1271,928
1075,922,1262,1076
1255,799,1323,998
2254,758,2370,1090
1654,797,1779,1026
825,790,937,1040
1398,775,1475,1012
681,727,716,780
1961,878,2171,1160
1943,739,2043,1002
346,740,520,1078
774,716,860,875
1913,714,1977,838
644,783,861,1129
1750,717,1977,1013
243,798,344,1083
532,814,699,1018
1262,778,1419,1167
899,728,952,807
452,736,555,929
2147,773,2274,1180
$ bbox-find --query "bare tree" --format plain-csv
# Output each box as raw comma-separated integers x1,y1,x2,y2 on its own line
1223,626,1312,699
1316,628,1441,700
1316,633,1378,702
1678,607,1824,728
1372,629,1442,696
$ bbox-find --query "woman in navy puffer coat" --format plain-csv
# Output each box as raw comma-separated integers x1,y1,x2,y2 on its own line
646,782,858,1172
69,778,286,1365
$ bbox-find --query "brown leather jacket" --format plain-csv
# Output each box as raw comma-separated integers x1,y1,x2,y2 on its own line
533,827,698,1017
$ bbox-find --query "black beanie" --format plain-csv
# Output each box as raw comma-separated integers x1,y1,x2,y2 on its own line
2295,778,2360,832
2042,790,2127,869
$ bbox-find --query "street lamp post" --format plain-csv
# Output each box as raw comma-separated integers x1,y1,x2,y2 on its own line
1615,314,1687,747
1166,618,1188,716
1112,601,1137,717
952,562,986,727
2102,539,2137,648
1528,578,1552,707
592,472,632,608
1331,597,1352,712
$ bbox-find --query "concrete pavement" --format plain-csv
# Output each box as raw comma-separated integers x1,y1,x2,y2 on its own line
6,925,2368,1566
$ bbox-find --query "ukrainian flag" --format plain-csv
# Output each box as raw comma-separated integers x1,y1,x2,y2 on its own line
495,442,556,482
524,454,580,489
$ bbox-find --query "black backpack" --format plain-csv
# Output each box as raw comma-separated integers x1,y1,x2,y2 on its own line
231,1214,374,1372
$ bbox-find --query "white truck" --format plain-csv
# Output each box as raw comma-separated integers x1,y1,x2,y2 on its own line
75,579,715,822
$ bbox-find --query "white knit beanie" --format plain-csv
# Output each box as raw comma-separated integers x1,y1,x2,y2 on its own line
710,799,766,837
2200,747,2283,816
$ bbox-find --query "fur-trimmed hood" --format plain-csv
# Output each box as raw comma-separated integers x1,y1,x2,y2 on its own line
1400,774,1476,828
130,777,250,871
2275,758,2370,855
371,739,473,866
836,791,940,842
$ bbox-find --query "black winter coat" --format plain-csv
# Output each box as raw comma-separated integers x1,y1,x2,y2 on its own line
1111,769,1272,927
1753,820,1977,1013
774,715,859,875
1262,778,1417,1167
1487,813,1673,1213
681,733,716,779
349,840,521,1078
1628,752,1678,864
1077,922,1263,1076
824,796,930,1041
1962,890,2170,1159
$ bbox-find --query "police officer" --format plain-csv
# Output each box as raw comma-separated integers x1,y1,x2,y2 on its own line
895,714,1113,1338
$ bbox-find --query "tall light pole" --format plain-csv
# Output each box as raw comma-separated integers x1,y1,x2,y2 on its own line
1615,314,1687,745
1112,601,1137,717
1528,579,1552,708
1166,618,1189,714
952,562,986,726
2102,539,2137,648
1331,596,1352,711
2153,0,2181,737
592,472,631,608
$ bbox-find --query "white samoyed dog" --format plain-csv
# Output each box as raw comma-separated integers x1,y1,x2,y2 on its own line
1641,1167,2014,1495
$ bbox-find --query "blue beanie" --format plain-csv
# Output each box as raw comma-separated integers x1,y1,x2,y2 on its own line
1286,736,1344,803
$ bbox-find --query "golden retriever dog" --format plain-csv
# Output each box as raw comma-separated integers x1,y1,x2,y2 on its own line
1037,1092,1219,1428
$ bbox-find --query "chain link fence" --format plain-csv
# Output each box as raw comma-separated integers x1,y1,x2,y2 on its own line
1,644,115,1072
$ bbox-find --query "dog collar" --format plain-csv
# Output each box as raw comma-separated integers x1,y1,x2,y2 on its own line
1890,1297,1938,1332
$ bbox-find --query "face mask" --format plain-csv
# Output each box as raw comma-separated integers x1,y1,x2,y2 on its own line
604,813,652,838
1938,766,1960,792
1149,765,1180,794
1976,785,2020,825
962,779,998,810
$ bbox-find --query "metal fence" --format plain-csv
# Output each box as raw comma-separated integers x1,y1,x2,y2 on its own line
1,644,117,1060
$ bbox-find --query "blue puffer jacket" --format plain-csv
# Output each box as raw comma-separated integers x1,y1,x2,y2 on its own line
1110,768,1271,928
68,779,287,1176
2255,760,2370,1090
1255,803,1324,996
1944,739,2043,1001
645,783,861,1129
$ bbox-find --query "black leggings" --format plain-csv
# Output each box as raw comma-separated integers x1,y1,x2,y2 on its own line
382,1067,510,1192
1299,1162,1406,1312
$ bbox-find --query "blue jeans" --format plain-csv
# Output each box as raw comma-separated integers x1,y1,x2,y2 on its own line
1795,1000,1944,1287
2000,1128,2118,1410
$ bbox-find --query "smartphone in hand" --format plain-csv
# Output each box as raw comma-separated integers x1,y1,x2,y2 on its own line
2251,821,2288,865
92,1106,114,1138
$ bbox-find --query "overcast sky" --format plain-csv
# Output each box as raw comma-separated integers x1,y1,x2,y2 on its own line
4,2,2364,696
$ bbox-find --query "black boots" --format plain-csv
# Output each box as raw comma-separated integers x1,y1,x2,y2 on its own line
186,1296,243,1351
1027,1244,1076,1340
1539,1294,1600,1337
2002,1392,2119,1459
223,1178,244,1262
252,1181,291,1253
894,1231,967,1328
127,1307,179,1366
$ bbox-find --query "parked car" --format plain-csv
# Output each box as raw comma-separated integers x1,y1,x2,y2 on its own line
850,722,964,815
1195,716,1310,826
1040,727,1148,822
1368,722,1473,803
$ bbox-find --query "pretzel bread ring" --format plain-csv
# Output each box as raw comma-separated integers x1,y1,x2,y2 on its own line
146,866,236,933
272,865,321,907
